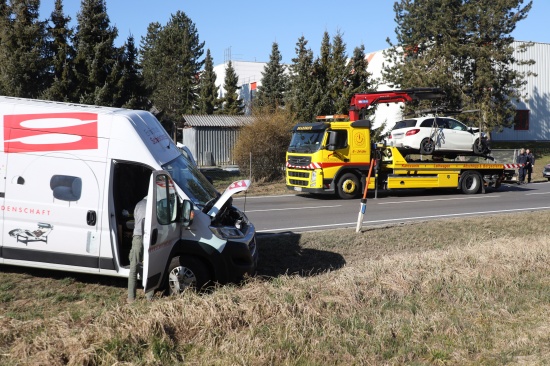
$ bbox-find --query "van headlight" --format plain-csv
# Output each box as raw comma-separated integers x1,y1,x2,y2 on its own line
210,226,244,239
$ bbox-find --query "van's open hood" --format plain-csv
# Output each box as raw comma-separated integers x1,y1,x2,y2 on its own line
207,180,251,218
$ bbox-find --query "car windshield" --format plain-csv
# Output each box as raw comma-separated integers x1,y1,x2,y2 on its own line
392,119,418,130
161,155,218,207
288,131,325,153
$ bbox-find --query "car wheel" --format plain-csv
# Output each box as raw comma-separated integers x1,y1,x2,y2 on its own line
166,256,211,295
461,171,482,194
337,173,360,199
473,138,489,155
419,138,435,155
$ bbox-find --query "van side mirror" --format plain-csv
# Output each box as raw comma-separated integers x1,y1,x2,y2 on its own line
180,199,194,228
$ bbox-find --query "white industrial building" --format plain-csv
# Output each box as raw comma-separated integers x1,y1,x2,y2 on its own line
213,41,549,142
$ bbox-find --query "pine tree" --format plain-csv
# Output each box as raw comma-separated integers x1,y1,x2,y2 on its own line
256,42,288,112
0,1,10,95
197,49,219,114
286,36,319,121
384,0,534,134
140,11,205,121
73,0,118,105
221,60,243,115
314,31,332,115
0,0,48,98
329,30,352,114
115,35,148,109
42,0,75,102
348,45,375,96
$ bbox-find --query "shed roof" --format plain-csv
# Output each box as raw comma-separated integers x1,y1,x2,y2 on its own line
182,115,253,127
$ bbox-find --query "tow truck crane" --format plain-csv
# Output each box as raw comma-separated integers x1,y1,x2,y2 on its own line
285,88,515,199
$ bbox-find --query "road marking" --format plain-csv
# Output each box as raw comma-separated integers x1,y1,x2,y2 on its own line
246,204,341,213
525,192,550,195
256,206,550,233
377,195,500,204
233,194,297,200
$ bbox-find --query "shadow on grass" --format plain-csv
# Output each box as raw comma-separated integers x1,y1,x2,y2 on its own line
256,232,346,278
0,264,128,289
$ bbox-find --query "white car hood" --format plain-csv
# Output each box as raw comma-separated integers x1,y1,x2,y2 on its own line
207,180,251,218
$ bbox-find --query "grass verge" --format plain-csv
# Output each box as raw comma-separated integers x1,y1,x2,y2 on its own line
1,211,549,365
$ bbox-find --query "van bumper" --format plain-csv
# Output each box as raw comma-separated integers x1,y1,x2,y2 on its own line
202,223,258,284
219,233,258,283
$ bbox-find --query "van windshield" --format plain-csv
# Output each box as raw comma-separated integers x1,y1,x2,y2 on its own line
162,155,218,207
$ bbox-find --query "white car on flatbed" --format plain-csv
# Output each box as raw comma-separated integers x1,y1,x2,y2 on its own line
388,116,489,155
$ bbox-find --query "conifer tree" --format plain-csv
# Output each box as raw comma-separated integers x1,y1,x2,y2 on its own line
0,1,11,95
0,0,48,98
115,35,148,109
42,0,75,102
384,0,534,134
197,49,219,114
140,11,205,121
329,30,352,114
221,60,243,115
314,31,332,115
286,36,319,121
256,42,288,112
73,0,118,105
347,45,375,95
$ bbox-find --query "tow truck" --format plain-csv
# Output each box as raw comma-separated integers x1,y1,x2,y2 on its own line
285,88,517,199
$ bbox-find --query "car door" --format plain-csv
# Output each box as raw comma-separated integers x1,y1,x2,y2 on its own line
142,171,181,293
446,118,474,150
433,118,449,150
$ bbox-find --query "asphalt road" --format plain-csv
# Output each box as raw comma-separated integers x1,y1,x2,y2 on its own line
234,182,550,234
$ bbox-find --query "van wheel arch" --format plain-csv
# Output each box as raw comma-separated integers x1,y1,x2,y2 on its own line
164,255,212,295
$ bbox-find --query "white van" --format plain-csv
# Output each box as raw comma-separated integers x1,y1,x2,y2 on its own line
0,96,258,295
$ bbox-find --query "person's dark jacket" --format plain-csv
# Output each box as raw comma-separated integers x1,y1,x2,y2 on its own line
517,153,528,165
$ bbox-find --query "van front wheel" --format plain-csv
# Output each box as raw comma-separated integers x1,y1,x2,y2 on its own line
166,256,210,294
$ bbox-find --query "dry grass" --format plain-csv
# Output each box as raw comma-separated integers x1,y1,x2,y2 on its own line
1,211,550,365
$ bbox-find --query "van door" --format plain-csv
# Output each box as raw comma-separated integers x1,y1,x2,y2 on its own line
142,171,180,293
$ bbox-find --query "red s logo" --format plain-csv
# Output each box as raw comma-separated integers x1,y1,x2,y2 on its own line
4,113,98,153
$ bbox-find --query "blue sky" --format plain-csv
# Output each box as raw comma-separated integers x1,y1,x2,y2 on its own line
40,1,548,65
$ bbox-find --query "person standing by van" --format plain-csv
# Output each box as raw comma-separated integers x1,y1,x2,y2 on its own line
127,196,154,303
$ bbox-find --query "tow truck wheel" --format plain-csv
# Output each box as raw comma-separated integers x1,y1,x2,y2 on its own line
420,138,435,155
166,256,210,295
337,173,360,199
461,171,482,194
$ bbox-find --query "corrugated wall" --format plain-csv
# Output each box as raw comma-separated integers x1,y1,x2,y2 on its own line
192,127,241,166
181,128,197,160
492,41,550,141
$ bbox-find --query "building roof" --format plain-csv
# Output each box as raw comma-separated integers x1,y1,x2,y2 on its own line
182,115,253,127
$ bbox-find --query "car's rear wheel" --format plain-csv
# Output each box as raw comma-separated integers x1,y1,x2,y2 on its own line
419,138,435,155
337,173,360,199
461,171,482,194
